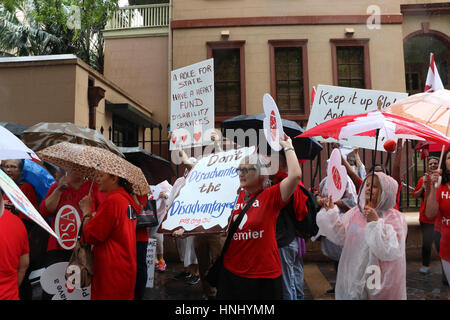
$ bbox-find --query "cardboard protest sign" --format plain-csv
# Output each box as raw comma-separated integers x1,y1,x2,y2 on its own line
0,169,58,239
306,85,408,151
170,59,214,150
327,149,348,202
146,238,156,288
40,262,91,300
159,146,255,234
263,93,284,151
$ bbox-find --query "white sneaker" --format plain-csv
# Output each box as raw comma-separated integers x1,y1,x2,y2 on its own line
419,266,430,274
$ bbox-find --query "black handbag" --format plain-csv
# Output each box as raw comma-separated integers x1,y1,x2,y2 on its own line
136,197,158,229
205,190,263,288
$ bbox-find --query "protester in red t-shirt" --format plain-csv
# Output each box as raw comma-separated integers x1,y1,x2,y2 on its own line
426,148,450,295
216,134,302,300
39,169,105,299
0,194,29,300
412,156,440,274
79,173,142,300
1,159,38,300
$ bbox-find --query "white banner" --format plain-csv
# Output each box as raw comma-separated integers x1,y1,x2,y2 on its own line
0,169,58,239
160,147,255,234
306,85,408,150
170,59,215,150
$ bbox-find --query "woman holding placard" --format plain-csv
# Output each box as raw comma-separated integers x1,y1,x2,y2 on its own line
425,148,450,294
316,172,407,299
216,133,301,300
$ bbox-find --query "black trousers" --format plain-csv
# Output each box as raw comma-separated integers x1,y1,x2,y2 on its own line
217,266,282,300
134,241,148,300
19,219,49,300
420,222,441,267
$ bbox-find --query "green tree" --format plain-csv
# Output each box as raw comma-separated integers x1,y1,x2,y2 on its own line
0,0,119,73
0,1,65,56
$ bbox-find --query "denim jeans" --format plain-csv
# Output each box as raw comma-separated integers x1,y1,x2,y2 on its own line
279,237,304,300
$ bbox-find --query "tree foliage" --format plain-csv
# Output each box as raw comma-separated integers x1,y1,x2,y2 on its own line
0,0,119,73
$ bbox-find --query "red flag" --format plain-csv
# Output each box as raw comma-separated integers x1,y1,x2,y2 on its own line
424,53,444,93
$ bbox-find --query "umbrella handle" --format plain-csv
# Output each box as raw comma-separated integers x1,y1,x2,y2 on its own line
88,180,94,195
369,129,380,203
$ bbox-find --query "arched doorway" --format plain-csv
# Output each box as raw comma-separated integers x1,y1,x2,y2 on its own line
403,31,449,95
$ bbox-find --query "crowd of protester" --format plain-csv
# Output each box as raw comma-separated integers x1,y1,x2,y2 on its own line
1,133,450,300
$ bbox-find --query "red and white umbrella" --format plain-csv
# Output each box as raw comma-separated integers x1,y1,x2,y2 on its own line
297,109,450,203
297,110,450,148
0,125,40,161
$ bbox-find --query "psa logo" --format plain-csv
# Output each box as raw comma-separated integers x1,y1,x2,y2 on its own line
55,205,81,250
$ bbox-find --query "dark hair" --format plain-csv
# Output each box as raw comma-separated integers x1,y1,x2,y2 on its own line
118,177,134,195
369,164,387,174
441,148,450,185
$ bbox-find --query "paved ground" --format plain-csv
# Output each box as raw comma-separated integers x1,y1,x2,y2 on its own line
144,258,449,300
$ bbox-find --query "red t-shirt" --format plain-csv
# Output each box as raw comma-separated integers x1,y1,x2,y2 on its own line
0,209,29,300
412,177,436,224
223,183,288,279
39,181,106,252
273,172,308,222
83,188,141,300
3,182,38,221
436,184,450,262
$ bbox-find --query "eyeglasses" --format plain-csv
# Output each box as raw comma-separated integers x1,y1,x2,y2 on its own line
1,165,19,170
236,167,256,175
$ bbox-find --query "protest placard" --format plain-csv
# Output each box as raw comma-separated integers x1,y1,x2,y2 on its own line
170,59,214,150
146,238,156,288
40,262,91,300
327,148,348,202
159,146,255,234
0,169,58,239
263,93,284,151
306,85,408,150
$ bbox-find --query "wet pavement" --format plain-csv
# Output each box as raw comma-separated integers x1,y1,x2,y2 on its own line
143,258,449,300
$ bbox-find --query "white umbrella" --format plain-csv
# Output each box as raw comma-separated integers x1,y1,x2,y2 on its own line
0,125,40,160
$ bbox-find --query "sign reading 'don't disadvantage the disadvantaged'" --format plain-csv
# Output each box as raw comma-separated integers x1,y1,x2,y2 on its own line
160,146,255,234
170,59,215,150
306,85,408,151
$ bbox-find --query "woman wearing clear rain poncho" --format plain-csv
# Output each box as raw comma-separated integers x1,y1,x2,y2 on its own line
316,171,408,300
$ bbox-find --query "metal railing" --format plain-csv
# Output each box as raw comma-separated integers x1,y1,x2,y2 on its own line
135,128,426,212
105,4,170,30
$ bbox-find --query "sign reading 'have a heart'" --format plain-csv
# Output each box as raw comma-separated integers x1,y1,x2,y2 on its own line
170,59,215,150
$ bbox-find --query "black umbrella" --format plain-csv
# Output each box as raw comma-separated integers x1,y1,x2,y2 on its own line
0,122,28,137
118,147,175,185
221,113,323,160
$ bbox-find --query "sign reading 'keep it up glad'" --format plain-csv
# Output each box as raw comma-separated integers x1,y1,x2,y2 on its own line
306,85,408,151
170,59,215,150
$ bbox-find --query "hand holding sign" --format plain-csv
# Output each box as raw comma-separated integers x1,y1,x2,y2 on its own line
263,94,284,151
327,148,348,203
